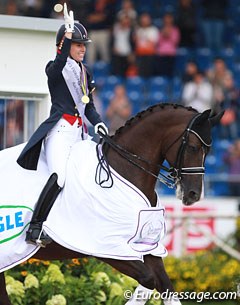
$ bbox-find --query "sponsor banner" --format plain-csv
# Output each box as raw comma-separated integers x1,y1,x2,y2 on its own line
159,196,239,256
0,205,32,244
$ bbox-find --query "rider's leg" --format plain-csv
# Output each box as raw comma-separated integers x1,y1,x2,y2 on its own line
25,173,62,245
26,119,80,246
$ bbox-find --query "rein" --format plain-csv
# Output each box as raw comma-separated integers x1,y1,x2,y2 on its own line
95,113,211,189
96,132,176,188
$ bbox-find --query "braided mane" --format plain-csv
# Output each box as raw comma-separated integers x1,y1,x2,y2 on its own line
114,103,198,136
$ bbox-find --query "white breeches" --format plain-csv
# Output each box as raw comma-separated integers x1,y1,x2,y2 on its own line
44,118,83,187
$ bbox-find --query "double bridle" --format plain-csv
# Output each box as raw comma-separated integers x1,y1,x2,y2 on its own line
96,113,211,189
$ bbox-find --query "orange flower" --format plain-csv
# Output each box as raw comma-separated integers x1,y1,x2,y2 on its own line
28,258,40,265
72,259,80,265
21,271,28,277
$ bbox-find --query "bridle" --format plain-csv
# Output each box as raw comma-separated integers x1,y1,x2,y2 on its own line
95,113,212,189
170,112,211,180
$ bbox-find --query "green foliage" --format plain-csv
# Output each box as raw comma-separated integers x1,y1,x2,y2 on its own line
5,250,240,305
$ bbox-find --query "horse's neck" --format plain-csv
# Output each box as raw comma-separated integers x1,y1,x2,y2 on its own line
106,106,198,204
107,121,165,205
107,149,159,204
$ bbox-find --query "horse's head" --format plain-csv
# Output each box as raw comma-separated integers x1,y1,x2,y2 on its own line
165,109,224,205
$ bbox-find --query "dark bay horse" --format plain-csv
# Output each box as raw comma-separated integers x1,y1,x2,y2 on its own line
0,104,223,305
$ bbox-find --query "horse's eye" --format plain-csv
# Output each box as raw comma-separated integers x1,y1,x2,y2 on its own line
186,145,199,153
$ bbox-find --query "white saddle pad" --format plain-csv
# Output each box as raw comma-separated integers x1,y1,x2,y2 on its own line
0,140,167,272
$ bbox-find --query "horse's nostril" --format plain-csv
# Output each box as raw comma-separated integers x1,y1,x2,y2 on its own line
189,190,199,201
182,189,200,205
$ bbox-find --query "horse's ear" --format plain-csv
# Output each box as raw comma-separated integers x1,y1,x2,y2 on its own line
192,109,211,125
191,109,212,146
209,110,225,127
199,109,211,120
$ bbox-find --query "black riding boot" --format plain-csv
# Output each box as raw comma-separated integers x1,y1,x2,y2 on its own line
25,173,62,247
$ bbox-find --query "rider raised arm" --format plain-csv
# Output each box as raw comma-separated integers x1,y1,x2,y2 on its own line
17,3,108,247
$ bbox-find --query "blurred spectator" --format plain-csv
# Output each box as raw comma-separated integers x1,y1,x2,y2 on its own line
86,88,104,140
182,60,198,83
0,0,5,13
6,118,23,148
20,0,43,17
116,0,137,26
125,57,139,77
206,57,233,114
111,14,135,77
223,139,240,197
106,84,132,135
201,0,228,50
5,99,24,148
155,13,180,78
86,0,116,66
219,74,239,140
5,0,19,15
68,0,91,25
176,0,197,48
41,0,58,18
182,70,214,112
6,99,24,132
134,13,159,78
92,88,104,119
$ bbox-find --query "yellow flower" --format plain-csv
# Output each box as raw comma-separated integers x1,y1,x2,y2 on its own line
46,294,66,305
109,282,123,299
24,274,39,289
120,274,138,289
92,271,111,287
5,276,25,298
96,290,107,302
41,264,65,285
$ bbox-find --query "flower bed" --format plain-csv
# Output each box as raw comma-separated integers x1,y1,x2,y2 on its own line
5,249,240,305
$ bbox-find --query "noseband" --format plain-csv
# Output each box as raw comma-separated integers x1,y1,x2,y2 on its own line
96,113,211,189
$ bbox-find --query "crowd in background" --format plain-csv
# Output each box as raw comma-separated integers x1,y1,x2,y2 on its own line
1,1,238,116
1,0,240,197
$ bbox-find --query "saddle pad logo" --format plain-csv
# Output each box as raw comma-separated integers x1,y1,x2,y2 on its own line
139,220,163,244
0,205,32,244
128,209,166,252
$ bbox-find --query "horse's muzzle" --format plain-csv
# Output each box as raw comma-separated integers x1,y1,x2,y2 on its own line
182,189,201,205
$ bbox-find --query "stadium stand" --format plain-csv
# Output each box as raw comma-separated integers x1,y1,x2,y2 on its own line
1,0,240,196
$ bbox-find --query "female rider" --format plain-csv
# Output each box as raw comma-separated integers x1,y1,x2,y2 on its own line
17,3,108,247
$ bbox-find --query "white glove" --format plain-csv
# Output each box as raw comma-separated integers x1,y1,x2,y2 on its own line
64,3,74,33
95,122,108,136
